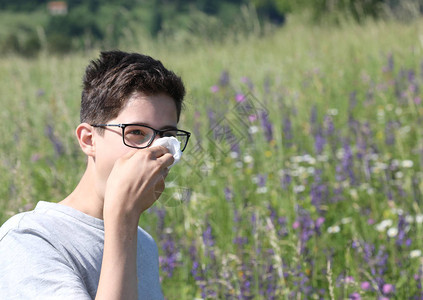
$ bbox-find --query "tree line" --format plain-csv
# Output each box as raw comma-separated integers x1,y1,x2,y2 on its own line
1,0,421,56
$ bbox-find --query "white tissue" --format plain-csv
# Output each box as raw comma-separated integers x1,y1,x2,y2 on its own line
151,136,182,167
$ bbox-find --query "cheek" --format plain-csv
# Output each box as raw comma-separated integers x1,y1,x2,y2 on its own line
95,141,128,181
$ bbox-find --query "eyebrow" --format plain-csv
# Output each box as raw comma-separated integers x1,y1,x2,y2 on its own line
129,122,178,131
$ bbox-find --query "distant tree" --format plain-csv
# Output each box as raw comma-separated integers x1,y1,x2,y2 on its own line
150,0,163,37
251,0,286,24
196,0,220,14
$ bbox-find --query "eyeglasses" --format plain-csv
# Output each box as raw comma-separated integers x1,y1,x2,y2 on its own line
91,123,191,152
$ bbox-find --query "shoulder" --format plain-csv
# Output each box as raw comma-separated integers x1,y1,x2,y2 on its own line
0,211,37,241
137,226,159,253
0,205,60,243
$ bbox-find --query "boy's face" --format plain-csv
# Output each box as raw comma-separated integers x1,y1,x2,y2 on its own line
92,92,178,198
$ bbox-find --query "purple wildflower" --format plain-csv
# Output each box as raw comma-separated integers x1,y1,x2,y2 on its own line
324,115,335,136
219,70,230,87
224,187,233,201
260,110,273,142
361,281,371,290
241,76,254,90
310,169,328,213
382,283,395,294
210,85,219,93
314,126,326,155
249,114,257,122
159,234,178,277
349,91,358,110
283,115,293,147
235,93,246,102
385,121,398,145
342,140,356,185
383,53,394,73
45,124,64,156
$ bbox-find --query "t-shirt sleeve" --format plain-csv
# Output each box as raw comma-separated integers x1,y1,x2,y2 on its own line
0,228,93,300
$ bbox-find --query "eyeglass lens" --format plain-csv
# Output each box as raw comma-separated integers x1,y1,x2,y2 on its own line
123,125,187,149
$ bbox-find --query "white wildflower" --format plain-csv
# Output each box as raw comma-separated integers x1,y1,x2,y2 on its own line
307,167,315,174
391,159,400,167
336,149,345,159
391,208,404,215
303,154,314,164
328,108,338,116
327,225,341,234
387,227,398,237
401,160,414,168
416,215,423,224
395,107,403,115
410,250,422,258
374,162,388,170
367,153,379,160
248,126,259,134
165,181,178,188
349,189,358,199
359,183,370,190
230,151,239,159
293,185,305,193
291,156,303,163
317,154,328,162
375,219,393,232
243,155,254,164
290,169,300,177
256,187,268,194
172,192,183,200
405,215,414,223
395,171,403,179
341,217,352,224
399,126,410,135
291,167,306,177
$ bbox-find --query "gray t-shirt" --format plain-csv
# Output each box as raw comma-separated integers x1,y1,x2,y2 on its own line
0,201,164,300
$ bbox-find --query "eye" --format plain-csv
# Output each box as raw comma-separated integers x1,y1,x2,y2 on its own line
163,131,177,137
128,129,146,136
124,125,153,146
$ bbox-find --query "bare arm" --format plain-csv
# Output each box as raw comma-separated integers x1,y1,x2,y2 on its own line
95,146,173,300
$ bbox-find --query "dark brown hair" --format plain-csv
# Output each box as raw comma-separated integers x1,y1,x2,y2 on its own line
80,50,185,126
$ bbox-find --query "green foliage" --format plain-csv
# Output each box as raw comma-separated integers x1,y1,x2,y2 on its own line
3,0,421,56
1,15,423,298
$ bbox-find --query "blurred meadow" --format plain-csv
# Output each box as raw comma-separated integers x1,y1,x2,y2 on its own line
1,5,423,300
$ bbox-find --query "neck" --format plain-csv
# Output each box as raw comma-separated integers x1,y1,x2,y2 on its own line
60,161,104,220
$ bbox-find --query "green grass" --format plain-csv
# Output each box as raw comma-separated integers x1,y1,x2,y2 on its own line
1,14,423,299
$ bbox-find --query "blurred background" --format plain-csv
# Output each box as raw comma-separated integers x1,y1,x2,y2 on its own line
1,0,422,56
2,0,423,299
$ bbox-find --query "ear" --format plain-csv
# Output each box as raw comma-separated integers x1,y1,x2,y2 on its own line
76,123,96,157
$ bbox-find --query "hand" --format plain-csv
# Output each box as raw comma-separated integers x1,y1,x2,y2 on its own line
103,146,174,224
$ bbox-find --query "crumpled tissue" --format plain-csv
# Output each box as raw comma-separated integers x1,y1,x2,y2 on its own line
151,136,182,167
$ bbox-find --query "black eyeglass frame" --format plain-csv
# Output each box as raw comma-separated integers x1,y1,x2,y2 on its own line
91,123,191,152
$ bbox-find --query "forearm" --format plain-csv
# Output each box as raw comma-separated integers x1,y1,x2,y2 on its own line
96,216,139,300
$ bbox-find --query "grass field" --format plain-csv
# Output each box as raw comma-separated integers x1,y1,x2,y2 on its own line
1,14,423,299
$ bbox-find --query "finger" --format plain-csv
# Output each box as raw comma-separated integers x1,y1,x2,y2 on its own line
157,152,174,169
148,145,170,159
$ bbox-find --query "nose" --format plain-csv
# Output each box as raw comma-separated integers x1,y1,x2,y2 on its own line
152,134,162,143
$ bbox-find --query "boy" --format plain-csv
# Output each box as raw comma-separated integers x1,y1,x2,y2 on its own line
0,50,190,299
